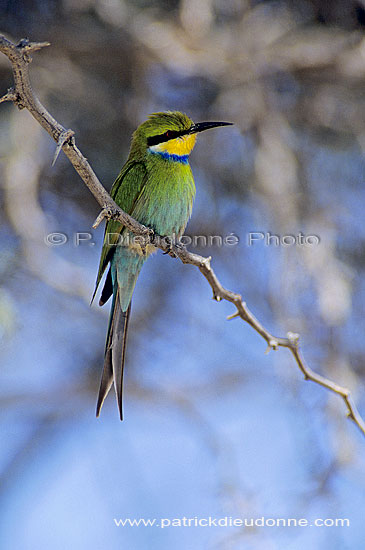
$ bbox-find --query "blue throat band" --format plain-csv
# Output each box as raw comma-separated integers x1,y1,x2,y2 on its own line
149,150,189,164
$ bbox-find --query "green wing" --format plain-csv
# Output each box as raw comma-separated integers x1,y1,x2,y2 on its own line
93,160,148,298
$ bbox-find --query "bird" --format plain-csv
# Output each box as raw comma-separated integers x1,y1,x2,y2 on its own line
93,111,233,420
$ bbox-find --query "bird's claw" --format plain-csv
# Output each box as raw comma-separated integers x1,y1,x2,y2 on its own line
162,237,184,258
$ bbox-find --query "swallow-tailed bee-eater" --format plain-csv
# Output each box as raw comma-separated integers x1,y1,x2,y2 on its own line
94,111,232,419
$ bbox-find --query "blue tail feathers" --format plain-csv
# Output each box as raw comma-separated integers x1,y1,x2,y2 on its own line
111,245,147,312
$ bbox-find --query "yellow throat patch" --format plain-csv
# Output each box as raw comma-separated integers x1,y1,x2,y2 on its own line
153,134,197,157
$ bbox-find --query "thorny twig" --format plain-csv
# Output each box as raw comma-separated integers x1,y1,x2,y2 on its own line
1,34,364,437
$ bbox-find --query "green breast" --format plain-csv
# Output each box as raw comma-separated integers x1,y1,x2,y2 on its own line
134,153,196,238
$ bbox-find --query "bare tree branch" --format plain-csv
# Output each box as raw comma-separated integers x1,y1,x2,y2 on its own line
1,34,364,437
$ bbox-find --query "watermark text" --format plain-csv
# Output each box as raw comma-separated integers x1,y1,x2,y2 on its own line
113,515,349,529
247,231,320,247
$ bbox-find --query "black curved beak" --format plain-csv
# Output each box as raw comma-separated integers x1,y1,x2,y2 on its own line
188,121,233,134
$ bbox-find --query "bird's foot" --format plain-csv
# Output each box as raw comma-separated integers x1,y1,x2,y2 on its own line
162,237,184,258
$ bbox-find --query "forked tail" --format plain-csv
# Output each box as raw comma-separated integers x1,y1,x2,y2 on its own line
96,289,131,420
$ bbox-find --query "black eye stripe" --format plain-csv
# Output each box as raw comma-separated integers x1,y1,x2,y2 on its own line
147,129,186,147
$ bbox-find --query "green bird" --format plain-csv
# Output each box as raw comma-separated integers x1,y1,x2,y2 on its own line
94,111,232,420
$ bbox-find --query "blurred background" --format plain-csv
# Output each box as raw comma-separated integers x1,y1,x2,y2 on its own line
1,1,365,548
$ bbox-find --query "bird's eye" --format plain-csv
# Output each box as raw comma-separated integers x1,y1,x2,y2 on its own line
165,130,171,138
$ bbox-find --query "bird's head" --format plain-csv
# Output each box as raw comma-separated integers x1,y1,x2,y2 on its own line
131,111,232,159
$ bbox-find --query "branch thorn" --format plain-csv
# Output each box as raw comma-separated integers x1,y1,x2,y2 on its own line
17,38,51,54
93,208,108,229
265,339,279,354
0,88,16,104
52,129,75,166
227,311,240,320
